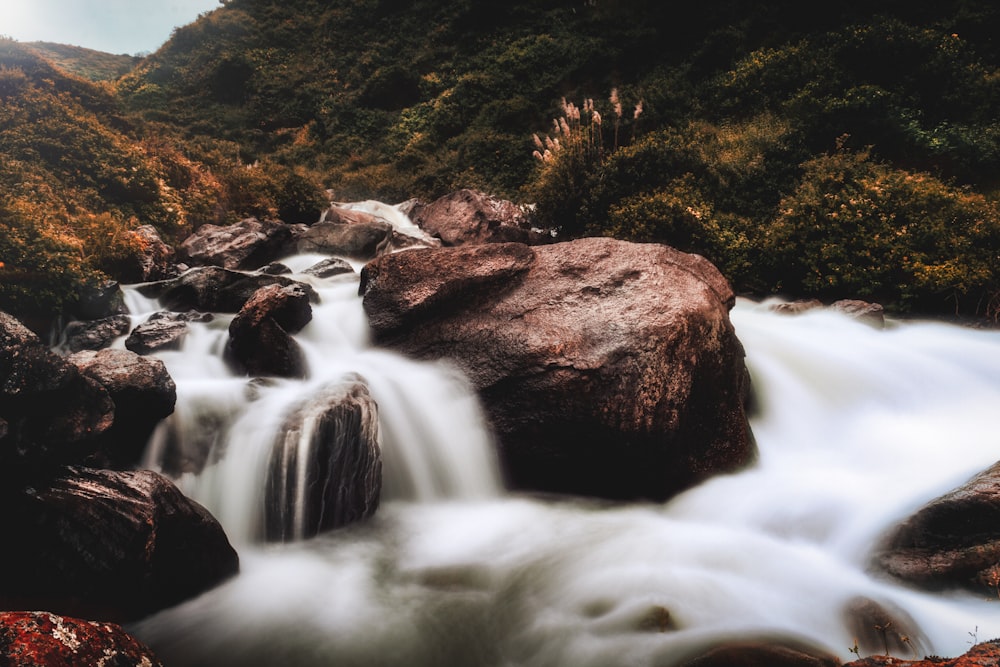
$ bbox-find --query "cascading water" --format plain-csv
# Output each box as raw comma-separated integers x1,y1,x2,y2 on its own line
125,209,1000,666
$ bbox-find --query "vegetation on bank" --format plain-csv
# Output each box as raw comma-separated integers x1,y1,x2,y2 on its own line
2,0,1000,321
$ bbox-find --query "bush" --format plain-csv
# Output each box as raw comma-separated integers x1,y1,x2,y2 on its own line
762,143,1000,315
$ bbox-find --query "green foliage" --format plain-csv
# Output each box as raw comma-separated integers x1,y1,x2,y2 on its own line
762,144,1000,315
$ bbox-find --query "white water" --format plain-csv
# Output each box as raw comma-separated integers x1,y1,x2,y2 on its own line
125,221,1000,665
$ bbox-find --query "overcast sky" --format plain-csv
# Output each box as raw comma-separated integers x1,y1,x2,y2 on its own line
1,0,222,55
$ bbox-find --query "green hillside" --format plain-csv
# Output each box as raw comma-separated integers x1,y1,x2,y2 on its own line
3,0,1000,322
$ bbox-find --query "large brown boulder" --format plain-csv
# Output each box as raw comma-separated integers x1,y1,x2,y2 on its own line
413,188,547,246
0,611,163,667
225,283,313,378
68,349,177,468
178,217,299,270
137,266,318,313
0,466,239,622
265,378,381,541
874,460,1000,595
360,238,754,500
0,311,114,472
676,637,841,667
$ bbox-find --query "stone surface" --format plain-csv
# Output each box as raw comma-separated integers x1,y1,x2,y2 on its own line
124,310,213,355
874,460,1000,596
137,266,318,313
0,466,239,622
178,217,298,270
303,257,355,279
265,378,381,541
288,220,393,260
226,283,313,378
676,638,841,667
841,596,927,658
129,224,178,282
361,238,754,500
413,188,546,246
68,349,177,468
0,311,114,472
0,611,163,666
69,279,127,321
832,299,886,327
844,640,1000,666
62,314,132,352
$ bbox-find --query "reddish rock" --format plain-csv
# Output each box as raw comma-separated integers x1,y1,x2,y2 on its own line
874,460,1000,596
226,283,313,378
0,611,163,666
769,299,823,315
413,188,547,246
361,238,754,500
0,311,114,471
842,596,927,658
128,224,178,282
844,640,1000,666
68,349,177,468
0,466,239,622
832,299,885,328
178,217,298,270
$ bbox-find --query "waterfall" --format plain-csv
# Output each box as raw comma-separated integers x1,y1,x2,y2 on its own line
129,232,1000,665
136,247,502,546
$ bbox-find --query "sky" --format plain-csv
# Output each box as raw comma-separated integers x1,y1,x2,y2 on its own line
1,0,222,55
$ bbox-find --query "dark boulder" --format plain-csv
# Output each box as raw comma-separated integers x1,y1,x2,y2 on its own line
0,311,114,472
874,460,1000,596
178,217,299,270
124,310,213,355
69,279,127,321
303,257,356,279
265,378,381,541
226,283,313,378
0,611,163,666
676,637,841,667
0,466,238,623
68,349,177,468
62,314,131,352
413,188,547,246
841,596,926,658
361,238,754,501
137,266,318,313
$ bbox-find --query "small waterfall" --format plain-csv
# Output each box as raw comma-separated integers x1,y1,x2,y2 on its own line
130,290,1000,666
136,206,502,545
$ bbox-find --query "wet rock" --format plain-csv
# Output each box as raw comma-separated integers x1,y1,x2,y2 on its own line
0,466,239,623
259,262,292,275
303,257,355,279
832,299,885,328
70,279,127,321
413,188,546,246
845,640,1000,666
0,611,163,666
265,378,381,541
68,349,177,468
289,220,393,260
676,637,841,667
178,217,299,270
124,310,213,355
842,596,926,658
226,283,313,378
137,266,318,313
361,238,754,501
769,299,823,315
62,314,131,352
874,459,1000,596
0,311,114,472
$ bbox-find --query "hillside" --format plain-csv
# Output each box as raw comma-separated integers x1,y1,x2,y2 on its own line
2,0,1000,322
25,42,141,81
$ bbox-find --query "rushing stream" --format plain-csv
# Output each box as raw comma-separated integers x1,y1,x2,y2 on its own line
121,211,1000,666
